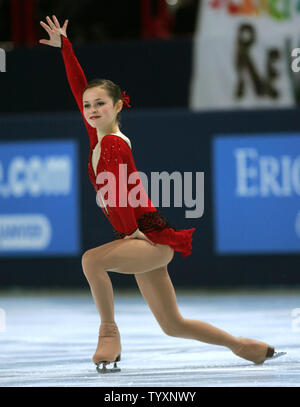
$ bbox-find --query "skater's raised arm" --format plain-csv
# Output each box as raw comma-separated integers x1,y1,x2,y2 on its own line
39,15,95,138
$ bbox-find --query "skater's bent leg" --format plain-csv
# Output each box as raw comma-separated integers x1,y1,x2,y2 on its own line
83,238,174,275
82,258,114,323
82,240,126,322
81,239,174,323
135,266,239,351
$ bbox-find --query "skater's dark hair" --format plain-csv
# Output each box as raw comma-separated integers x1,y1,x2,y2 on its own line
83,79,123,126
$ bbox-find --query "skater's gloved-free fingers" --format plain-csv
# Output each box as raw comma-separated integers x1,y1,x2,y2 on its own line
39,15,69,48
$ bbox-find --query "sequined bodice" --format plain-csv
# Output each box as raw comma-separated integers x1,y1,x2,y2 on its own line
91,131,132,177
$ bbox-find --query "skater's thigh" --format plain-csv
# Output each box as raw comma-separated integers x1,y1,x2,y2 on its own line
103,239,174,274
82,239,122,263
84,238,174,275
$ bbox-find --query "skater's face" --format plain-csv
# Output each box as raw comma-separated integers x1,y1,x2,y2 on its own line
83,87,122,130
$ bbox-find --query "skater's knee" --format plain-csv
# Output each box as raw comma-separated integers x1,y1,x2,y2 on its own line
81,249,101,275
160,315,185,337
82,249,92,270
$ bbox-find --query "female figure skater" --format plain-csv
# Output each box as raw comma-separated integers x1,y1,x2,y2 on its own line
39,16,284,373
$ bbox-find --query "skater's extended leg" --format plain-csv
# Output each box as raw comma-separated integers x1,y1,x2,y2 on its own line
135,266,281,364
134,265,239,350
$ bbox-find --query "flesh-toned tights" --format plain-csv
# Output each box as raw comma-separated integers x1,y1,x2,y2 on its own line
81,238,240,352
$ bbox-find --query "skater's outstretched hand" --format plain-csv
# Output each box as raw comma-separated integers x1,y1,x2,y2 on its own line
39,15,68,48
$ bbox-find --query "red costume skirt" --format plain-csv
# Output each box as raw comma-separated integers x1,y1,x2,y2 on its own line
113,210,196,258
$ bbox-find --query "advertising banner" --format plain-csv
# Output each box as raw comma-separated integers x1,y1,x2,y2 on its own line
213,133,300,253
0,140,79,256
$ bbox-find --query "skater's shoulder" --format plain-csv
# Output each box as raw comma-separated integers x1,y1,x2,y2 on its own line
102,132,132,150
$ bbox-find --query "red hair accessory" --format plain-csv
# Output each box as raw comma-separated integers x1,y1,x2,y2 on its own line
121,90,132,108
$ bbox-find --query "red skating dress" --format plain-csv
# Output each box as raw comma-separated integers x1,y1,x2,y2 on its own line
60,35,196,258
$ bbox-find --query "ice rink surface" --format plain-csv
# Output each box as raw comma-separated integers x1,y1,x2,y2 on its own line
0,288,299,387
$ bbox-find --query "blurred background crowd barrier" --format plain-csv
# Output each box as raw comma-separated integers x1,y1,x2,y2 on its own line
0,0,300,290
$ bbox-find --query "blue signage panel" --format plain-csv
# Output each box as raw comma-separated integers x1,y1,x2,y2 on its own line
0,140,79,256
213,133,300,254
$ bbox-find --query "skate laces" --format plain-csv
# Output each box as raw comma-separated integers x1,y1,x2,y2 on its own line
99,322,119,337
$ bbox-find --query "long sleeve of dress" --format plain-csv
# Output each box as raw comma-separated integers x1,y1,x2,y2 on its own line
60,35,97,144
100,135,139,236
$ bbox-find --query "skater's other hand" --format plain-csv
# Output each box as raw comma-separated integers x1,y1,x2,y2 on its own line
39,15,69,48
124,229,156,246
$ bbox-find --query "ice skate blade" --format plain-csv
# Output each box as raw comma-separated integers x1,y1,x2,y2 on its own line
96,360,121,374
266,351,287,361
